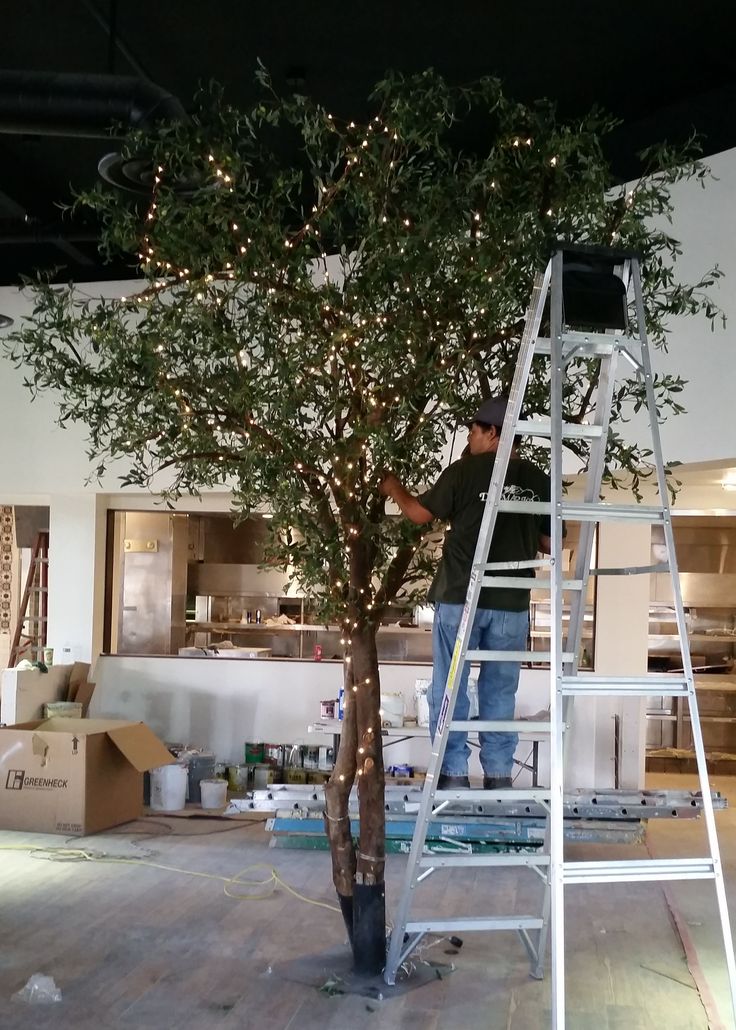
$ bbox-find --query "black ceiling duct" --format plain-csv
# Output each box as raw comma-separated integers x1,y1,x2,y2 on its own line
0,70,186,138
0,70,189,194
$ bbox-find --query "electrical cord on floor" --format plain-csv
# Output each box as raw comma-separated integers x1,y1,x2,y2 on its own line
0,844,342,914
101,816,268,840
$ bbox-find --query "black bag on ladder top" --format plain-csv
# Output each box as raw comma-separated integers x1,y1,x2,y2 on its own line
561,246,629,331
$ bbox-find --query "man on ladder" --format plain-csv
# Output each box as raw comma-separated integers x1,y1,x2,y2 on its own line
380,398,552,789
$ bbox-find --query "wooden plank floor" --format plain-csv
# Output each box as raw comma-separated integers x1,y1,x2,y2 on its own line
0,774,733,1030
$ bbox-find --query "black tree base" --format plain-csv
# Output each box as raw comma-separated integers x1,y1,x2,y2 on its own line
270,944,454,1000
352,882,386,975
337,884,386,974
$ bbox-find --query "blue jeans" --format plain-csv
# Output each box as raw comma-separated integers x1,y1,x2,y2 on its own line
429,603,529,778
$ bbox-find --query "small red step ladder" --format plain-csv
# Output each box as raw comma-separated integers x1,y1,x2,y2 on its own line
9,531,49,667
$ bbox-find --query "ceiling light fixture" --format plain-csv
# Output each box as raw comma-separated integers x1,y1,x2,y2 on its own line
721,472,736,491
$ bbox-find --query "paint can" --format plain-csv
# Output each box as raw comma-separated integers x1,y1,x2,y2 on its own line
285,744,302,768
320,699,337,720
302,746,320,771
183,751,216,803
150,763,187,811
263,744,284,778
200,778,228,810
380,692,405,728
245,742,264,764
252,764,272,789
227,764,249,791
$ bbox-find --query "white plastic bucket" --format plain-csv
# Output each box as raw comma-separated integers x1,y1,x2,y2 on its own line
415,679,431,728
150,763,187,811
253,764,271,789
199,778,228,809
379,692,405,728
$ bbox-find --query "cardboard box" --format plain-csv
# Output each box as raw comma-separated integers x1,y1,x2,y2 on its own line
1,666,70,724
0,663,94,723
0,717,174,835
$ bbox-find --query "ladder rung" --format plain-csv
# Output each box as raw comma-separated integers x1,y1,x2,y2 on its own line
564,858,715,885
564,503,665,522
536,330,641,353
483,559,552,571
517,421,603,440
497,500,666,522
590,563,669,577
561,675,690,697
22,616,48,623
450,720,551,733
405,916,545,934
480,576,583,591
418,853,550,869
433,788,551,803
466,650,576,663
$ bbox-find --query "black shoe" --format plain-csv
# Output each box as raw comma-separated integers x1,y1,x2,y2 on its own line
437,773,470,790
483,776,513,790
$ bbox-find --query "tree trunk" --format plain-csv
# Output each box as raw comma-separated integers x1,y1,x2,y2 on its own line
324,621,386,974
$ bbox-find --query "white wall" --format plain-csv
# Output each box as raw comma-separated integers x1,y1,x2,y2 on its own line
46,494,107,664
592,523,651,788
91,655,559,779
625,147,736,466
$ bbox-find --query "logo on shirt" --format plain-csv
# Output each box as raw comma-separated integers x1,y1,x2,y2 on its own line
479,485,541,503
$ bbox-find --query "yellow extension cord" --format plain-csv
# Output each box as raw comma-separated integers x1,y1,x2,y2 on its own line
0,843,342,913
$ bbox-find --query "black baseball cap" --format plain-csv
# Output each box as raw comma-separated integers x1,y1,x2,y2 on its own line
466,396,508,427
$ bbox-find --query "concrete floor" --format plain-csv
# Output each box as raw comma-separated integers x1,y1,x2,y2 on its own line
0,774,734,1030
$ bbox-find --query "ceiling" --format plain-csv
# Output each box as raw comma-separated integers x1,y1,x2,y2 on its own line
1,1,735,287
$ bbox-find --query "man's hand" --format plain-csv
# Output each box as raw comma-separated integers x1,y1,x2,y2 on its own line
378,472,401,498
379,471,434,525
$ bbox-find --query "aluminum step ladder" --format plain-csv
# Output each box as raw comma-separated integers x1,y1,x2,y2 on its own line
383,244,736,1030
9,530,49,667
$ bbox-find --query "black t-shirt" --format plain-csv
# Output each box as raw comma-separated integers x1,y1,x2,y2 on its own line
419,453,551,611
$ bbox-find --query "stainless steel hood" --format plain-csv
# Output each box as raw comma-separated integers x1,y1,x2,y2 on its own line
652,517,736,608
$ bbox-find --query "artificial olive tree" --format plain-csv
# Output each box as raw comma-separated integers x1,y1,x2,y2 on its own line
6,69,721,972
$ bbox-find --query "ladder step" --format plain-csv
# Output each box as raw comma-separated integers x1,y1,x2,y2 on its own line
483,559,552,571
564,858,715,885
536,330,641,354
590,562,669,577
449,720,551,733
497,500,666,522
466,650,576,663
564,503,665,523
480,576,583,591
419,853,550,869
561,675,690,697
405,915,545,934
517,421,603,441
